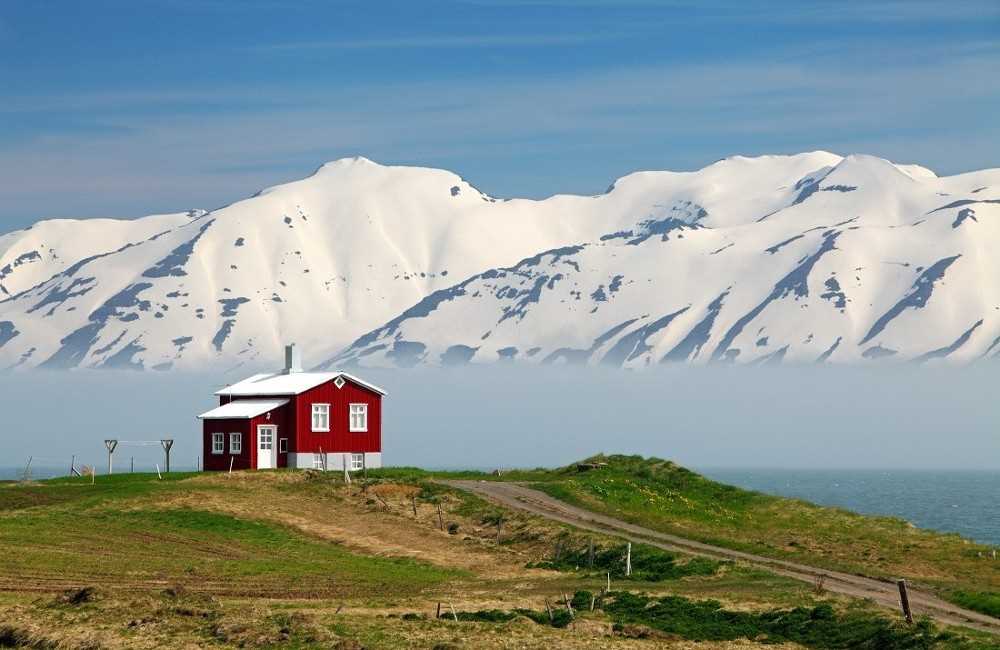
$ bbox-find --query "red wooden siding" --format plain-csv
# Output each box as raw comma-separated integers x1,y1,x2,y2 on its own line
201,401,292,470
249,406,291,468
202,418,251,471
294,378,382,454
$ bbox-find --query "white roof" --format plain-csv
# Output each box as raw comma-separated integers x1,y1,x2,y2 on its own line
215,371,387,397
198,398,289,420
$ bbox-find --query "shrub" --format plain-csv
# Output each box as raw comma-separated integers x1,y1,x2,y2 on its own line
950,591,1000,619
528,541,721,581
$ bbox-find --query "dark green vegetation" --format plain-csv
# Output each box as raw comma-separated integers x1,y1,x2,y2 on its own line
528,540,722,581
954,593,1000,620
603,591,972,649
432,590,995,650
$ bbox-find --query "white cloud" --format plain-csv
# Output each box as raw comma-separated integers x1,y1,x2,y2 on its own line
256,31,628,52
0,39,997,227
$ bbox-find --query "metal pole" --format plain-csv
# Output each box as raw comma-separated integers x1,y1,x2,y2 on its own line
104,440,118,475
161,439,174,473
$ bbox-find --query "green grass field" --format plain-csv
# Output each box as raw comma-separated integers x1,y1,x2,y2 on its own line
1,460,998,648
0,472,460,600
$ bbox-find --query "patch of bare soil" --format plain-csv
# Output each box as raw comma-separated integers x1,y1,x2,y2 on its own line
159,475,556,582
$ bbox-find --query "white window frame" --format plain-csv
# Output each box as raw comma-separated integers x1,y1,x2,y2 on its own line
229,432,241,454
278,438,288,453
211,432,224,455
311,403,330,432
350,453,364,471
349,403,368,432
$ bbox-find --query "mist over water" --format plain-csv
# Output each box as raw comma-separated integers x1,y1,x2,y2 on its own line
1,364,998,473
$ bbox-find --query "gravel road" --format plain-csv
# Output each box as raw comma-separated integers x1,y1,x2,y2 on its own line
442,479,1000,635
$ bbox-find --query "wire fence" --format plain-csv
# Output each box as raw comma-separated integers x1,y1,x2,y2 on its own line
4,442,200,481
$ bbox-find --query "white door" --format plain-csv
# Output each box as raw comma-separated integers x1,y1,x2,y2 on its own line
257,425,276,469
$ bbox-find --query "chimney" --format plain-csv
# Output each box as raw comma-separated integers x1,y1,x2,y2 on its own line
283,343,302,374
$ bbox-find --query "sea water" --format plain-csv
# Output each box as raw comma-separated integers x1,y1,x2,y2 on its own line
700,468,1000,546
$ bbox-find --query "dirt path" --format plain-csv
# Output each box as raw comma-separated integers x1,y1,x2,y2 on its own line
442,480,1000,635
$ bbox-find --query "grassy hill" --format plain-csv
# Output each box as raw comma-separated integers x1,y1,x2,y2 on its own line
0,458,997,649
470,455,1000,615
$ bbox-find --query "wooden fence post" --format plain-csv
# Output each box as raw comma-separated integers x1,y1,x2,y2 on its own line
436,502,445,531
587,538,595,568
897,579,913,624
625,542,632,577
563,593,574,618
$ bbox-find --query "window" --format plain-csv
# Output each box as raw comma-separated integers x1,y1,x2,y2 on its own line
278,438,288,453
311,403,330,432
334,376,346,389
211,432,224,455
229,432,241,454
350,453,364,471
313,453,325,470
259,428,273,449
349,403,368,432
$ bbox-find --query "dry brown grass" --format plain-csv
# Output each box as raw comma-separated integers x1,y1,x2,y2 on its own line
0,471,889,648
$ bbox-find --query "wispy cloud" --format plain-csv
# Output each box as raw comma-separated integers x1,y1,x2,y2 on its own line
256,31,628,52
0,36,997,227
459,0,1000,24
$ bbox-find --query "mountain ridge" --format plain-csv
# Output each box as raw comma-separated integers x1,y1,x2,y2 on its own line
1,152,998,371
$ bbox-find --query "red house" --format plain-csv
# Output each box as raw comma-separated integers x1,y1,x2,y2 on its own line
197,344,385,471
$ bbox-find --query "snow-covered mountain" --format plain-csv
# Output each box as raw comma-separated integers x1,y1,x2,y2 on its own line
2,152,998,371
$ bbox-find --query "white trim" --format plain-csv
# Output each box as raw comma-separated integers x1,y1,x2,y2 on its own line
288,452,382,470
229,432,242,454
311,403,330,432
211,432,224,455
215,371,387,397
198,398,289,419
350,453,364,471
338,372,387,396
257,424,277,469
349,403,368,432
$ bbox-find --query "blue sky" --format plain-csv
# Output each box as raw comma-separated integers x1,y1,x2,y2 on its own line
0,0,997,231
